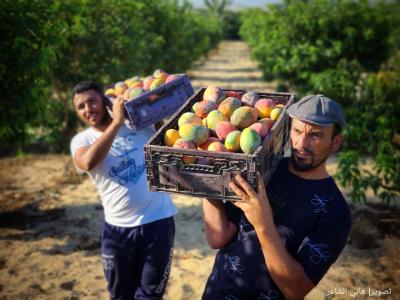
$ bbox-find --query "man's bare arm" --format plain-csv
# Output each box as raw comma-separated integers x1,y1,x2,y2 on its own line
202,198,238,249
74,97,125,171
230,174,314,300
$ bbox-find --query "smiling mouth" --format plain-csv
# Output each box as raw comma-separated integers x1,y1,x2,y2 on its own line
87,114,97,121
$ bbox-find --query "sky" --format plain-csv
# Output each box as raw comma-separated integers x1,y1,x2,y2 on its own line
188,0,281,9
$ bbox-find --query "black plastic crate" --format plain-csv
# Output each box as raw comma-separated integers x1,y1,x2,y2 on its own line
106,74,194,130
144,88,295,201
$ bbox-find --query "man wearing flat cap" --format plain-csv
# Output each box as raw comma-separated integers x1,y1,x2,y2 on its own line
202,95,351,299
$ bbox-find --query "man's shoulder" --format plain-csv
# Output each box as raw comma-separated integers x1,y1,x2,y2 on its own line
268,157,290,182
318,180,352,229
70,127,96,154
71,127,98,141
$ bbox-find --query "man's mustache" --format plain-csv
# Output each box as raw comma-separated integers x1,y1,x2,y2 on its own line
293,148,314,156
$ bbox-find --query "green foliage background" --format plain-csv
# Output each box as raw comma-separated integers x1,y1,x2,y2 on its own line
0,0,222,153
0,0,63,149
1,0,399,204
240,0,400,203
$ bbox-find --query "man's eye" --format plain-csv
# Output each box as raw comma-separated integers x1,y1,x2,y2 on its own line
312,132,323,139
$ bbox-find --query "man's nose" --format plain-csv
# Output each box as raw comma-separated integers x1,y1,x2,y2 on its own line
296,133,310,149
84,103,93,113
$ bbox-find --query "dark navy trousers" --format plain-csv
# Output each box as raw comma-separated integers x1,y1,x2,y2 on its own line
101,216,175,300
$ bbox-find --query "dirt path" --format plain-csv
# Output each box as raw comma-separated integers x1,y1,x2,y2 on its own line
188,40,277,91
0,41,398,300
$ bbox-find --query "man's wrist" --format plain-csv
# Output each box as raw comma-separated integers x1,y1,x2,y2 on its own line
255,219,277,240
110,118,124,128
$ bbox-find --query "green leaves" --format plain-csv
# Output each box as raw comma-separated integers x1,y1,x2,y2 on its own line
0,0,223,154
0,0,63,150
240,0,399,204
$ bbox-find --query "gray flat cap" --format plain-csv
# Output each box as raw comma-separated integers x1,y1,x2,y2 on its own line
286,94,345,129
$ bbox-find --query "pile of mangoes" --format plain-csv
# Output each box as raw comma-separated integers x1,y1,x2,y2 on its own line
163,85,284,160
104,69,180,101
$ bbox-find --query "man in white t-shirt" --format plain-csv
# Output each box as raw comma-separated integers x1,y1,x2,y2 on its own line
70,81,177,300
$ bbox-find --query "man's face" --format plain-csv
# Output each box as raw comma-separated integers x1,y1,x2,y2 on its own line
73,90,108,128
289,118,343,172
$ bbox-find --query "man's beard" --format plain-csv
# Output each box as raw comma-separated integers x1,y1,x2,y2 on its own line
290,147,329,172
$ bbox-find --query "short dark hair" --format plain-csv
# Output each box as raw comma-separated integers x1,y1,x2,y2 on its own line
72,81,104,100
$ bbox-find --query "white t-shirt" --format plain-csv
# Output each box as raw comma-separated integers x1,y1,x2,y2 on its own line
70,124,177,227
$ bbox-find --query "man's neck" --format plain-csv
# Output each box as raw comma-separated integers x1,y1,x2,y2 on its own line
288,159,330,180
92,116,113,132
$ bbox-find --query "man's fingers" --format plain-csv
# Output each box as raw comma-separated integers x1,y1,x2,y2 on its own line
231,199,244,210
229,181,248,201
235,175,257,198
257,173,267,196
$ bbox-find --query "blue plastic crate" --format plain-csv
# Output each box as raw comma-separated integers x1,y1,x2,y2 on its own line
106,74,194,130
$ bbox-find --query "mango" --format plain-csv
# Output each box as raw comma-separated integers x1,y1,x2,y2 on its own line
143,76,154,91
203,86,225,105
123,87,144,100
193,100,216,118
259,118,275,129
127,81,143,89
218,97,241,118
114,81,128,96
270,107,282,121
198,137,222,151
165,74,179,83
125,76,140,86
230,106,258,129
105,88,116,97
240,128,261,154
202,117,208,127
254,98,276,118
153,69,169,81
173,138,197,164
225,90,242,99
241,91,259,107
124,78,136,87
178,112,202,128
164,129,181,147
206,110,227,131
208,141,228,152
179,124,209,145
215,121,237,140
150,77,165,90
249,122,269,139
129,75,141,82
224,131,241,152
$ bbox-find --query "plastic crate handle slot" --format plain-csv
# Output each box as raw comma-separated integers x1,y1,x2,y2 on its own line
158,164,239,195
146,88,174,103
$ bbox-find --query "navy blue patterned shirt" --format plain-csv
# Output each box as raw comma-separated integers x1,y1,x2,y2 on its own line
202,158,352,300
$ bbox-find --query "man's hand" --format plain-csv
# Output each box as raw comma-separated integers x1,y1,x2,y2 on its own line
230,172,315,299
112,96,125,126
229,173,274,231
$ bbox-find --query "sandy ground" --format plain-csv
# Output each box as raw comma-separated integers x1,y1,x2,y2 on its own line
0,41,399,300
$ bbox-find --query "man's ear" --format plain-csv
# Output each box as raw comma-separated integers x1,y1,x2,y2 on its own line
331,134,343,153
